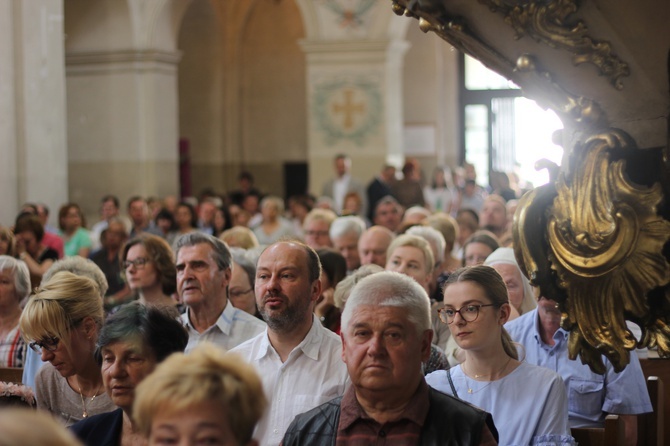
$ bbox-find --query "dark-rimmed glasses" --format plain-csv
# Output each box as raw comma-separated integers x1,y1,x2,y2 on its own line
438,304,499,324
123,257,150,270
29,336,60,354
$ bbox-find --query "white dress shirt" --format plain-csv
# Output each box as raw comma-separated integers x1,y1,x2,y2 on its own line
230,315,350,446
181,300,266,353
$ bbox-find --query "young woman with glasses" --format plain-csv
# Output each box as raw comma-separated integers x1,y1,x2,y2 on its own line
119,234,177,310
426,265,575,446
19,271,116,426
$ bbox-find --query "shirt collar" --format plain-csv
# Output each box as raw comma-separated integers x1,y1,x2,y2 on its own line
253,314,323,362
339,379,429,431
532,308,569,345
182,301,232,335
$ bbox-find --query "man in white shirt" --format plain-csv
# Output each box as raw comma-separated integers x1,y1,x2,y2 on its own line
230,240,349,446
321,154,367,216
175,233,265,352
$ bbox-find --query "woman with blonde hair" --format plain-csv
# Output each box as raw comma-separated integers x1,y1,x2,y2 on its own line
0,226,17,257
220,226,260,250
252,196,296,246
427,266,574,445
133,343,266,446
20,271,115,426
120,234,177,309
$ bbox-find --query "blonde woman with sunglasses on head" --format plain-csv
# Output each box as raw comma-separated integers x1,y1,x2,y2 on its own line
20,271,115,426
426,266,575,446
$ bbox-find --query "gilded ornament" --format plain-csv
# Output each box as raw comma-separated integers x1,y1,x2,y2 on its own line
479,0,630,89
514,129,670,373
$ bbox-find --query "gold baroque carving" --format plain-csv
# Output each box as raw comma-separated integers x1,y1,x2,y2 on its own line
479,0,630,90
514,129,670,373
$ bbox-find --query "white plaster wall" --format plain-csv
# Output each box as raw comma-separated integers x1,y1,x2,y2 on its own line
0,0,68,226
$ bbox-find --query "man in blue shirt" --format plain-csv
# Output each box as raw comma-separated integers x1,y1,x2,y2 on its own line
506,296,652,446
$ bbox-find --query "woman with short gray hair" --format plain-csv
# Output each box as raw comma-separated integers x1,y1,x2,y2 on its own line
0,255,31,367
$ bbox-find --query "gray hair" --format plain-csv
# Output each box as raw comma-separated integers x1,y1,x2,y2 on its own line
229,247,256,290
406,225,446,264
175,232,232,270
0,255,31,300
333,264,383,310
341,271,431,336
329,216,366,240
42,257,108,298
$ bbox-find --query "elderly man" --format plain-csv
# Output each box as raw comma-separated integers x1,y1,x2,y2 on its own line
175,233,265,352
358,225,394,267
330,216,366,274
282,271,498,445
231,240,349,446
505,296,652,446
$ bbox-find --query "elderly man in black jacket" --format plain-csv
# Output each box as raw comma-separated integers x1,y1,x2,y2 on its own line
282,271,498,446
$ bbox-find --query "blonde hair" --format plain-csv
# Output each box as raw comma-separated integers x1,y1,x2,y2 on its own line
133,343,266,444
303,208,337,228
19,271,104,350
387,234,435,276
425,212,459,251
219,226,259,250
0,408,83,446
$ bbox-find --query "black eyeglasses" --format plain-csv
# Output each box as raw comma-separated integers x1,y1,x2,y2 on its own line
29,336,60,354
123,257,150,270
438,304,500,324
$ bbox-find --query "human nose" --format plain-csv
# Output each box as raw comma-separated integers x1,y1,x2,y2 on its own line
453,309,467,325
108,359,126,378
367,333,386,356
40,348,55,362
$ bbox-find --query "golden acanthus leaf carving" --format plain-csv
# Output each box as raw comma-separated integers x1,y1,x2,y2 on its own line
479,0,630,89
517,129,670,373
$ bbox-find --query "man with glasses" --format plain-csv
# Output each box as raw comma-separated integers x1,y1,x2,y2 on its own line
175,233,265,353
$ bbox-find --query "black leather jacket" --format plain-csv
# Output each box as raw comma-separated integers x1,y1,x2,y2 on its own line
282,387,498,446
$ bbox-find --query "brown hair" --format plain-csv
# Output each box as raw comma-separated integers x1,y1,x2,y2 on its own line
444,265,518,360
122,234,176,295
58,203,87,231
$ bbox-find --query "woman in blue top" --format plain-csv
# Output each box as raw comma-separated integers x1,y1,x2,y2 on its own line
426,266,575,446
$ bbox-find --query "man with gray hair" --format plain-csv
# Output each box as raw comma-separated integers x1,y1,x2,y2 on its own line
329,215,366,274
175,233,265,352
283,271,498,445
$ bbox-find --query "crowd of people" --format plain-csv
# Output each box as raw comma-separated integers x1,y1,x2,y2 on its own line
0,156,653,445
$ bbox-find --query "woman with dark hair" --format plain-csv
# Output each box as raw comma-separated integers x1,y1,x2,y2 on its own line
119,234,177,309
315,248,347,333
70,303,188,445
428,266,574,446
170,202,198,242
14,214,59,288
58,203,92,258
461,230,500,267
153,208,176,239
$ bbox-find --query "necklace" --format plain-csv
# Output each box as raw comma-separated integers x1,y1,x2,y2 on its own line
75,377,103,418
462,356,513,394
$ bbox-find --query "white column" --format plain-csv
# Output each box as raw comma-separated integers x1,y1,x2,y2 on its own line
0,0,68,225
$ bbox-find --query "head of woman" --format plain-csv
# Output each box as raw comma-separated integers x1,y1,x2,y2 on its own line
440,266,517,359
122,234,176,296
484,247,537,315
154,209,176,236
0,226,16,257
20,271,104,377
462,230,499,267
98,303,188,413
133,344,266,446
342,191,363,216
260,196,283,223
385,234,434,292
175,202,197,231
0,255,31,311
13,215,45,258
58,203,86,233
219,227,259,250
316,248,347,291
